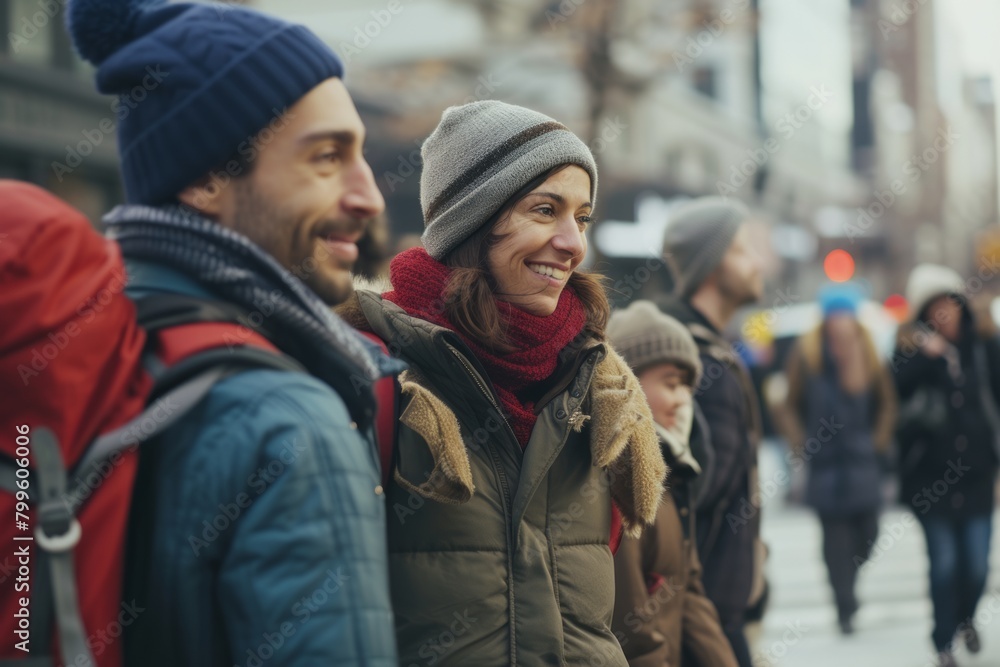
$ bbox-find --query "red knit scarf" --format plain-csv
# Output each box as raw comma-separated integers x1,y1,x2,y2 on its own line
383,247,588,447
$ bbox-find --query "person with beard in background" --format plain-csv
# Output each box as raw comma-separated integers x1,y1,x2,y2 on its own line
657,198,765,667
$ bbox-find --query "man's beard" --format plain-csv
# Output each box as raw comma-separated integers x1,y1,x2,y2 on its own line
229,181,360,306
717,269,760,308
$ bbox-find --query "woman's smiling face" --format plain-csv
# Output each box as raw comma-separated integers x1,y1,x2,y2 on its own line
486,165,592,316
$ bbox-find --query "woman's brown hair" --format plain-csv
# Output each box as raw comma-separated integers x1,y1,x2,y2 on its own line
440,165,610,353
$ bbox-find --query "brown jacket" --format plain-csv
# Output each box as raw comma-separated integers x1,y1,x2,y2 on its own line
612,421,737,667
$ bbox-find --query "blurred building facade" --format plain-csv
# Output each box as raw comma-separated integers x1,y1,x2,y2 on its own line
257,0,999,306
0,0,120,224
1,0,995,299
853,0,998,293
255,0,878,305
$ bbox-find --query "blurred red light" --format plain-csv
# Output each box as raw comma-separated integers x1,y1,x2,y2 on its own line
824,250,855,283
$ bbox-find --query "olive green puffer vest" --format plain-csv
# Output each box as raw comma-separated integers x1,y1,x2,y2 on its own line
348,291,664,667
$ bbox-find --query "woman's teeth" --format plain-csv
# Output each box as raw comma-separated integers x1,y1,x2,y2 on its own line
528,263,567,280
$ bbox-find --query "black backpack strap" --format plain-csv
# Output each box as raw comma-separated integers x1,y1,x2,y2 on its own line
133,293,305,396
134,292,255,333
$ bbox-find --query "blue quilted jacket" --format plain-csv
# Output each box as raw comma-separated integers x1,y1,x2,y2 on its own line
122,260,398,666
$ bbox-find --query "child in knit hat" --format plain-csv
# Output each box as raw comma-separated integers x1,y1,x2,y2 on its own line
608,300,738,667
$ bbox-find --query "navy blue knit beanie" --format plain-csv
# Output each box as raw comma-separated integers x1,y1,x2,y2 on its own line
66,0,344,204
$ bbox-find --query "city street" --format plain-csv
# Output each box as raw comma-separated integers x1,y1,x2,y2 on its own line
2,0,999,663
754,445,1000,667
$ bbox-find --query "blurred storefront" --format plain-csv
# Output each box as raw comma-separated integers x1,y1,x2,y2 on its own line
0,0,122,226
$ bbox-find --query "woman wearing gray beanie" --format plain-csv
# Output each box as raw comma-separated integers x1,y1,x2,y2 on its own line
339,100,665,666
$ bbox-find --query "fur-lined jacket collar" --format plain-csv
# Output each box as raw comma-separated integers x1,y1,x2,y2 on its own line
337,289,666,536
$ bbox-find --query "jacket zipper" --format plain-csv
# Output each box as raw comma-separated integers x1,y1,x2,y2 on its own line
447,344,520,662
446,345,520,525
447,345,520,453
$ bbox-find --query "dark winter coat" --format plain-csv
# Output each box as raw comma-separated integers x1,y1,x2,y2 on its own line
612,414,737,667
655,296,761,626
892,306,1000,518
784,324,897,516
339,290,666,667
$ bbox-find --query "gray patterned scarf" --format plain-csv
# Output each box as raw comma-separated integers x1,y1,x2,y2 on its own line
104,204,395,410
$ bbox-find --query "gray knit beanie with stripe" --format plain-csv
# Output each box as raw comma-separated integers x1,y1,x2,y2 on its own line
662,197,751,299
419,100,598,260
608,300,702,385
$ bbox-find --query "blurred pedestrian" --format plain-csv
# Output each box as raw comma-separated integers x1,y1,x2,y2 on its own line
782,284,897,634
65,0,402,664
892,264,1000,667
609,301,738,667
338,100,666,666
657,197,765,667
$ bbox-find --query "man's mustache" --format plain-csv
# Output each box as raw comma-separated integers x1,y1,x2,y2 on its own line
287,218,373,278
316,217,369,241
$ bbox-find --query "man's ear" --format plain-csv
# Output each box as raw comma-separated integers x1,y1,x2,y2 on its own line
177,174,226,219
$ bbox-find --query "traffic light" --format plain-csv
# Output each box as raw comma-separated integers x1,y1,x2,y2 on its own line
823,249,855,283
883,294,909,323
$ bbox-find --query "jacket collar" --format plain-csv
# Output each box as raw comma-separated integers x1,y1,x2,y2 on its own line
656,422,701,477
390,345,665,535
124,259,218,301
344,289,605,419
128,261,401,380
655,294,725,347
339,290,666,535
656,294,715,329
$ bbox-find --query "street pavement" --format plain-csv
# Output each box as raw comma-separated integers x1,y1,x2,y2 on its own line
751,444,1000,667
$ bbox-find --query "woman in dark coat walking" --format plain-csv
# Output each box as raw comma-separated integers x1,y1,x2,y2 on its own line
892,264,1000,667
783,285,897,634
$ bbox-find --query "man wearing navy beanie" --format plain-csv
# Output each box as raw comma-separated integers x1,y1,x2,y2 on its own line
65,1,400,665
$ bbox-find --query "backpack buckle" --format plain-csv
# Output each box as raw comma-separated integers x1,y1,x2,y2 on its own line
35,500,81,553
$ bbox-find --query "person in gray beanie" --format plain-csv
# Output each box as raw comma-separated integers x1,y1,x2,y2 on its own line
338,101,665,666
420,100,599,259
662,197,752,300
609,301,738,667
608,300,703,384
656,196,765,667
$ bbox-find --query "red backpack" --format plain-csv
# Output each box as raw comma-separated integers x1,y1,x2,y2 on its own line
0,181,301,666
